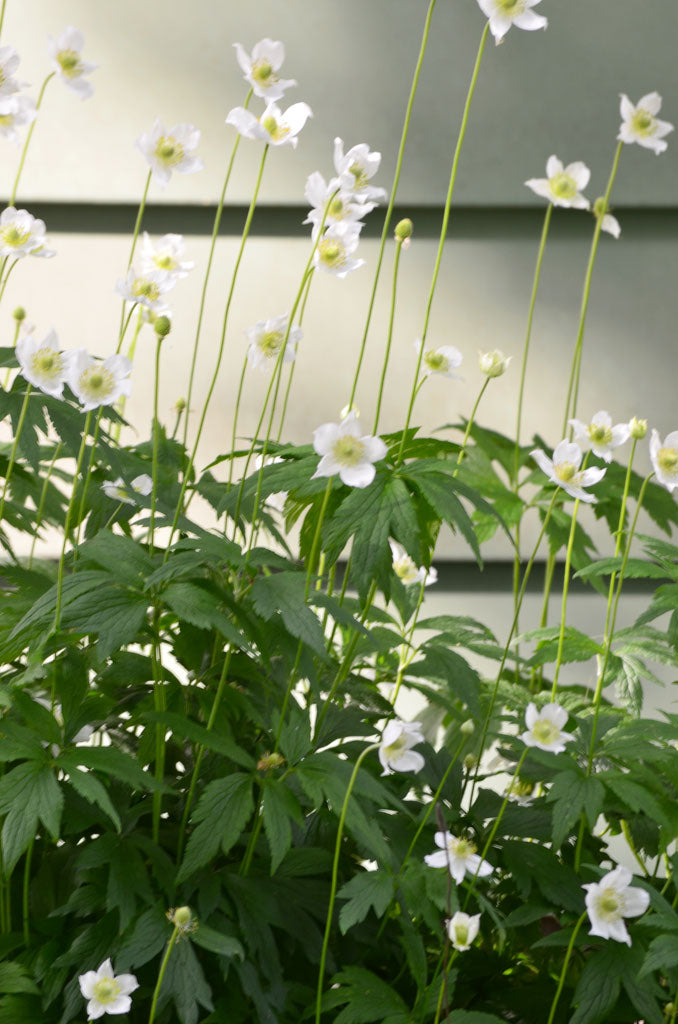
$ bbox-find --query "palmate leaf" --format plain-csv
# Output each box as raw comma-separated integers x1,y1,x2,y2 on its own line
0,761,63,872
177,773,254,882
321,966,410,1024
338,869,394,934
250,571,327,656
546,769,604,848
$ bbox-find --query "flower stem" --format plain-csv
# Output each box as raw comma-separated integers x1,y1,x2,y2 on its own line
275,268,315,441
0,382,31,524
372,238,404,434
28,441,62,567
550,496,582,699
315,743,380,1024
113,308,143,441
0,257,18,306
53,410,93,632
347,0,438,406
149,333,163,552
396,23,489,467
455,377,490,470
0,0,6,40
391,579,427,707
1,316,20,390
545,913,587,1024
183,90,252,447
9,72,55,206
562,141,623,434
147,924,180,1024
22,839,33,947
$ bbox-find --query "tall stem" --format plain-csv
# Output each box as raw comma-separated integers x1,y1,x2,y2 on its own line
455,377,490,469
9,73,55,206
147,924,180,1024
28,441,62,567
53,411,93,632
0,0,7,40
0,382,31,524
0,257,18,306
550,496,581,699
372,239,404,433
22,839,33,947
545,913,587,1024
149,334,163,552
396,24,490,467
183,91,252,446
275,268,315,441
347,0,438,406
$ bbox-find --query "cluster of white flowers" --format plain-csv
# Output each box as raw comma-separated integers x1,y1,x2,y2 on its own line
115,232,193,317
0,206,54,259
226,39,311,150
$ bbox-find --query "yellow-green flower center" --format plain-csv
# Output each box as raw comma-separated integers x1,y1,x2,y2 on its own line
133,278,161,302
554,461,577,484
155,136,184,167
550,172,577,199
394,555,418,582
2,224,31,248
532,719,560,745
261,115,289,142
251,59,274,85
589,423,612,445
597,888,621,918
498,0,524,10
318,238,345,269
258,330,284,358
424,350,449,374
80,366,115,401
155,253,176,271
383,734,407,760
0,114,13,127
57,49,82,78
328,196,346,219
631,110,655,136
31,348,63,380
92,977,121,1005
454,923,469,945
349,161,368,189
450,837,476,859
657,447,678,476
332,435,365,466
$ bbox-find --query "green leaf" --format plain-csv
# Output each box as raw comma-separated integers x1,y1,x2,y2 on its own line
139,711,254,769
162,935,214,1024
78,529,154,583
60,761,121,831
250,572,327,655
640,933,678,977
116,905,171,971
445,1014,508,1024
575,556,670,581
338,870,394,934
163,581,247,651
322,966,410,1024
0,963,39,995
603,772,673,831
60,746,165,792
191,924,244,960
0,761,63,869
546,770,604,849
570,944,635,1024
261,778,301,874
178,773,253,882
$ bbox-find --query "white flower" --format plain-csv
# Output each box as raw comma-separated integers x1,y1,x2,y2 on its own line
0,46,25,97
246,313,301,372
525,155,590,209
115,267,174,312
313,221,365,278
102,474,152,505
67,351,132,412
569,411,631,463
424,831,493,885
618,92,674,155
378,720,425,775
78,958,138,1019
312,411,387,488
233,39,296,101
136,119,204,187
140,233,193,280
16,328,70,398
390,541,437,586
531,440,606,503
476,0,547,43
479,349,511,378
0,207,51,258
415,339,463,379
47,27,97,99
521,702,574,754
0,94,36,144
303,171,374,240
582,865,650,946
447,912,481,952
650,429,678,492
333,138,387,204
225,100,311,148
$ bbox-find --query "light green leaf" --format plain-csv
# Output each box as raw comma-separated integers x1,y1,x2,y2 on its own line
250,572,327,656
191,924,244,960
338,870,394,934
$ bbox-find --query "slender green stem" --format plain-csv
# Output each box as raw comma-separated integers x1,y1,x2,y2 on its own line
562,141,623,434
275,268,315,441
151,610,165,844
0,0,7,40
113,309,143,441
72,413,102,556
28,441,63,567
545,913,587,1024
347,0,438,406
165,146,269,554
0,382,31,524
9,73,55,206
315,744,380,1024
2,318,20,390
372,239,404,434
455,377,490,470
550,496,582,699
600,439,637,646
0,257,18,305
391,579,427,707
22,839,33,947
228,357,250,488
53,411,93,632
183,91,252,446
115,304,139,355
396,23,489,468
127,172,152,269
147,925,180,1024
149,334,163,552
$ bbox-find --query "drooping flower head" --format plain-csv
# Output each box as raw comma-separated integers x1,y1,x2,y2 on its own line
115,267,174,312
246,313,301,372
521,702,574,754
531,440,606,503
304,171,375,240
313,221,365,278
618,92,674,155
479,349,510,378
475,0,547,44
136,119,204,187
569,410,631,463
0,207,52,258
102,475,152,505
525,155,590,209
0,94,36,144
312,411,387,488
415,339,463,380
78,958,138,1019
0,46,24,97
67,351,132,411
378,720,425,775
447,912,481,952
390,541,437,587
583,865,650,946
233,39,296,101
425,831,493,885
333,138,387,204
226,100,311,148
16,329,70,398
650,429,678,492
47,27,97,99
140,233,193,281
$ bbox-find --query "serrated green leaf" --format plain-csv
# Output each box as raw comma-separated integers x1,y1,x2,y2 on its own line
338,870,393,934
250,572,327,655
178,773,253,882
546,770,604,849
60,746,165,792
61,762,121,831
323,966,409,1024
163,581,246,651
640,933,678,977
0,963,39,995
116,905,171,972
261,778,301,874
191,924,244,960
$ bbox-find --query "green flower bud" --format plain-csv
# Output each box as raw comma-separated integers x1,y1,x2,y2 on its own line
463,753,477,771
460,719,475,736
173,905,192,927
394,218,413,243
12,306,26,321
257,751,285,772
479,349,510,378
175,397,186,413
629,416,647,440
155,315,171,338
592,196,607,219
